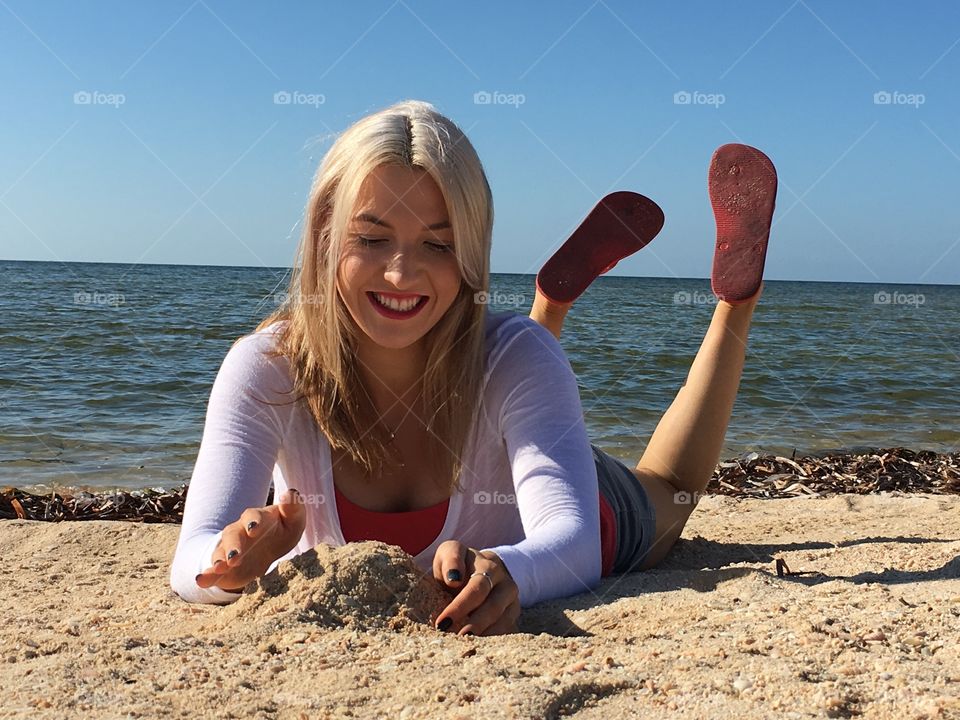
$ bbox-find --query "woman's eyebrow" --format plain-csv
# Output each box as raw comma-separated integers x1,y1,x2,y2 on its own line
352,212,450,230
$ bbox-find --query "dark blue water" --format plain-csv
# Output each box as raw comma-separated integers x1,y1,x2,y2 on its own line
1,261,956,492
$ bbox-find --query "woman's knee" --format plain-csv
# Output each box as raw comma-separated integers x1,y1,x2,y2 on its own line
630,468,695,570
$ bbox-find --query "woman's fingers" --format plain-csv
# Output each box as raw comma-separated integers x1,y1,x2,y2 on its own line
455,582,514,636
275,489,306,536
194,491,306,592
267,489,306,561
195,538,232,588
436,553,496,632
223,519,253,568
433,540,468,592
479,599,522,636
433,548,520,635
243,507,265,536
196,510,269,585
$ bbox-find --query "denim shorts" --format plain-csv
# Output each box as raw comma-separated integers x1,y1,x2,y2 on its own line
592,444,657,574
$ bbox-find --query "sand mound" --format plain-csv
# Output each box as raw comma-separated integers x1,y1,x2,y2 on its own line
209,541,450,636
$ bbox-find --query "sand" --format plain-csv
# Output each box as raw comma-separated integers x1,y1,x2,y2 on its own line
1,493,958,719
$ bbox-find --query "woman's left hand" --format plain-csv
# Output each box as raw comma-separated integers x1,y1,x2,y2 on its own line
432,540,521,636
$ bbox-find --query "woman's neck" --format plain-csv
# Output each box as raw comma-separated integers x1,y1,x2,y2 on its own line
355,338,427,414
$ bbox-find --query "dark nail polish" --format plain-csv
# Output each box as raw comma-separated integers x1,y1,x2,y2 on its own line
437,617,453,632
214,559,225,569
227,549,239,559
246,521,258,531
446,569,461,582
289,488,300,495
195,574,203,583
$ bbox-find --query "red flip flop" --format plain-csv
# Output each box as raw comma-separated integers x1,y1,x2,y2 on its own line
709,144,777,303
536,191,664,304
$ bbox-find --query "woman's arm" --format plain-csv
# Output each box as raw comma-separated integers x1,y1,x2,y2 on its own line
169,330,292,604
478,317,602,607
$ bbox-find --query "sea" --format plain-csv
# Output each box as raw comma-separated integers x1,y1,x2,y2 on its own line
1,260,957,493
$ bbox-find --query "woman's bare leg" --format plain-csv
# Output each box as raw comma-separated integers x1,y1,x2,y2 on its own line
529,289,571,340
529,278,761,572
630,287,761,569
624,143,775,571
532,144,774,571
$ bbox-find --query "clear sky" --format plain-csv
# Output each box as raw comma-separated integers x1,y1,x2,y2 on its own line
2,1,958,284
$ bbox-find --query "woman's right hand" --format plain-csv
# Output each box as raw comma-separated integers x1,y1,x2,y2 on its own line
195,488,306,592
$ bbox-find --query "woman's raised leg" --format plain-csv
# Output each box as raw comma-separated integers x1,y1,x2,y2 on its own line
629,290,760,569
631,143,777,569
528,289,572,339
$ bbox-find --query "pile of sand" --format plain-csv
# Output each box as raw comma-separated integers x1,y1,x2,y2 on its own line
210,541,451,636
0,493,957,718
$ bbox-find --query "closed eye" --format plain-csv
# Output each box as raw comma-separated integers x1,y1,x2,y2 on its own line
355,235,453,253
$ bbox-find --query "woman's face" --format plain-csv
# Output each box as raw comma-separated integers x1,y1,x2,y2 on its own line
337,164,462,353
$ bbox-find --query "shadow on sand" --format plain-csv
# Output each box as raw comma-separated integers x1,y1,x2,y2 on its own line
519,534,960,637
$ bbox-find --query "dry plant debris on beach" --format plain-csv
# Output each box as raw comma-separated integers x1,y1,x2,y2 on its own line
2,447,958,523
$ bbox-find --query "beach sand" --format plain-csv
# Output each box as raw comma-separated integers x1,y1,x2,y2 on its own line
1,493,957,719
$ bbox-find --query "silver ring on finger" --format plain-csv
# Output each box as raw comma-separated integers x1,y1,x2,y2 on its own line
471,571,494,591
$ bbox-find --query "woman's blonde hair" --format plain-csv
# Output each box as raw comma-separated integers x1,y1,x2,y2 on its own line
256,100,493,493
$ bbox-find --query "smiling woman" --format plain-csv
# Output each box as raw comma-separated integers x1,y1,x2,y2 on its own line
169,99,777,638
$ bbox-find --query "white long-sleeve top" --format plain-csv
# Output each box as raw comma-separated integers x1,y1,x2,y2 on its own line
169,310,601,608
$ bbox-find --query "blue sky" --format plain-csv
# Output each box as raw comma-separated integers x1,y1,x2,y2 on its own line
2,1,958,284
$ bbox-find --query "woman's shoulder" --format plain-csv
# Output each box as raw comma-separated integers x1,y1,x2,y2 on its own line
234,319,287,348
217,320,293,391
486,311,563,355
483,310,567,372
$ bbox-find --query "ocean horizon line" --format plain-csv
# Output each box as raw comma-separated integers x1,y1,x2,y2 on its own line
2,258,956,289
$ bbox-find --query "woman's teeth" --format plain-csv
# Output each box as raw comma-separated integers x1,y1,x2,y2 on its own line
372,293,423,312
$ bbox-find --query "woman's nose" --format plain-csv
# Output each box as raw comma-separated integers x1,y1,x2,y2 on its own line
383,249,421,286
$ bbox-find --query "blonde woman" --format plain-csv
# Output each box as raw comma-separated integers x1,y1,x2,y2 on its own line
170,100,776,637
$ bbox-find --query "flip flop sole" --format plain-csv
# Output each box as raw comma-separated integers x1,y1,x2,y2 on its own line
536,191,664,304
709,144,777,303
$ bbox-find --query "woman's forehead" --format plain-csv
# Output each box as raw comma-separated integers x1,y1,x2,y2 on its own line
353,165,448,224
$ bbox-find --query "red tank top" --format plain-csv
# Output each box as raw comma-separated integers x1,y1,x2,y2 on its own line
335,486,617,577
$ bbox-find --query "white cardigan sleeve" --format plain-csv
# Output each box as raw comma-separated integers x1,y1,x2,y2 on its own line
169,331,294,604
478,317,602,607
